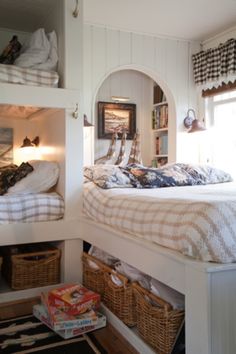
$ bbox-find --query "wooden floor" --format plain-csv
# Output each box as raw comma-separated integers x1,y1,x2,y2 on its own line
0,297,139,354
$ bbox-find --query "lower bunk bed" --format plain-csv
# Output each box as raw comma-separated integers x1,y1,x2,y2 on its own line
80,215,236,354
80,173,236,354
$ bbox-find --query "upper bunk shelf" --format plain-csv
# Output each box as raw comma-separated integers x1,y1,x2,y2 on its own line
0,0,83,91
0,82,80,110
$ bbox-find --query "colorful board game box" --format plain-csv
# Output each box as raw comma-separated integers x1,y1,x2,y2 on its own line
41,292,98,330
48,284,100,316
33,304,106,339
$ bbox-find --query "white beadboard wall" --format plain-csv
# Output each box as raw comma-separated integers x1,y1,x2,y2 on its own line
83,24,200,163
95,70,153,165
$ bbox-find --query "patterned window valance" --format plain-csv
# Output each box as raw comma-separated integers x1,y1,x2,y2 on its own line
192,38,236,89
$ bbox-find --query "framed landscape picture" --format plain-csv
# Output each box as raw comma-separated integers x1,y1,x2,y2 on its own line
98,102,136,139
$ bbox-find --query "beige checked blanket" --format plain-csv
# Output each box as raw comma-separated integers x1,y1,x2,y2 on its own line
83,181,236,263
0,64,59,87
0,192,64,224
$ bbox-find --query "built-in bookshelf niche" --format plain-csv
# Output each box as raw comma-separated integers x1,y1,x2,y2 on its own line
151,84,168,167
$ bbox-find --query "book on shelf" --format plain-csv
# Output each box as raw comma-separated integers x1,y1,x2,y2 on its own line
152,105,168,130
159,134,168,155
33,304,106,339
159,105,168,128
156,136,160,155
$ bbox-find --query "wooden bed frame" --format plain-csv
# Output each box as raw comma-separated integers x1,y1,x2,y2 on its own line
80,215,236,354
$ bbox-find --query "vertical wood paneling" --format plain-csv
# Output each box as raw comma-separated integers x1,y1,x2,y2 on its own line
142,35,155,70
154,37,167,80
84,24,197,164
131,33,144,64
64,0,83,90
107,29,120,70
165,39,178,98
91,27,107,89
84,25,93,120
119,31,132,65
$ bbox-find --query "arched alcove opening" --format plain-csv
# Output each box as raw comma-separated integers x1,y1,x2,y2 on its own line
88,65,176,166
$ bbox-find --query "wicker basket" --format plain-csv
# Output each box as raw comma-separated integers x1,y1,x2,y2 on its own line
82,252,112,299
103,271,137,327
2,244,61,290
133,282,185,354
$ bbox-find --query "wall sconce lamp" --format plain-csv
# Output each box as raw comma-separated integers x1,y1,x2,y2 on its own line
183,109,206,133
21,136,40,148
111,96,130,103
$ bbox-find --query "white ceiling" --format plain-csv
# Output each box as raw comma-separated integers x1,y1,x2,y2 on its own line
84,0,236,41
0,0,235,42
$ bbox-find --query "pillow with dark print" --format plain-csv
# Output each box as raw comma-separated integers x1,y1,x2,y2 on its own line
0,162,33,195
121,163,196,188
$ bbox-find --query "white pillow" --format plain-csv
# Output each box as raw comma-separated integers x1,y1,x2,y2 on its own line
7,160,59,194
32,31,58,71
14,28,50,68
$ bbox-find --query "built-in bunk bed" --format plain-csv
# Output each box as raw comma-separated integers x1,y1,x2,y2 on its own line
0,0,84,303
81,152,236,354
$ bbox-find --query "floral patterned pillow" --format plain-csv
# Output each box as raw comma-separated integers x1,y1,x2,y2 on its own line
173,163,233,184
121,163,196,188
84,165,133,189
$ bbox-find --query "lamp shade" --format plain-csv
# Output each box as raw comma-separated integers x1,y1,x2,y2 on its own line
188,119,206,133
183,109,206,133
21,136,34,148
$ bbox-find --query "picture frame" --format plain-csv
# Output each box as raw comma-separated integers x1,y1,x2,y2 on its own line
0,127,13,167
98,101,136,139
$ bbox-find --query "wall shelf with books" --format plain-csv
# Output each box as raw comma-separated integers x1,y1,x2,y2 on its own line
152,84,169,167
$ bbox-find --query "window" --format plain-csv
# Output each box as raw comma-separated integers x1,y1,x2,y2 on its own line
205,90,236,178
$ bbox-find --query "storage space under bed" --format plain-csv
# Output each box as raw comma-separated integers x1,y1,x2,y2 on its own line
1,242,61,290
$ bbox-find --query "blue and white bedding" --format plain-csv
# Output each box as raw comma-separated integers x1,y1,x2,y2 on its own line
84,163,232,189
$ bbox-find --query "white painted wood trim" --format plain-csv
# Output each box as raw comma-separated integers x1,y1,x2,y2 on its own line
0,219,82,246
0,83,80,109
101,304,156,354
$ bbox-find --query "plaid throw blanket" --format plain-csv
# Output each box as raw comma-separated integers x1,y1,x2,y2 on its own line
0,64,59,87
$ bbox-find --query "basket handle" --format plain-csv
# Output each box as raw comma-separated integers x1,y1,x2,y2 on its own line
104,270,129,287
133,282,173,311
12,250,60,265
83,252,113,273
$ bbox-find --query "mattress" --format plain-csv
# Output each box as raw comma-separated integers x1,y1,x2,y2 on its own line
0,192,64,224
0,64,59,87
83,181,236,263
